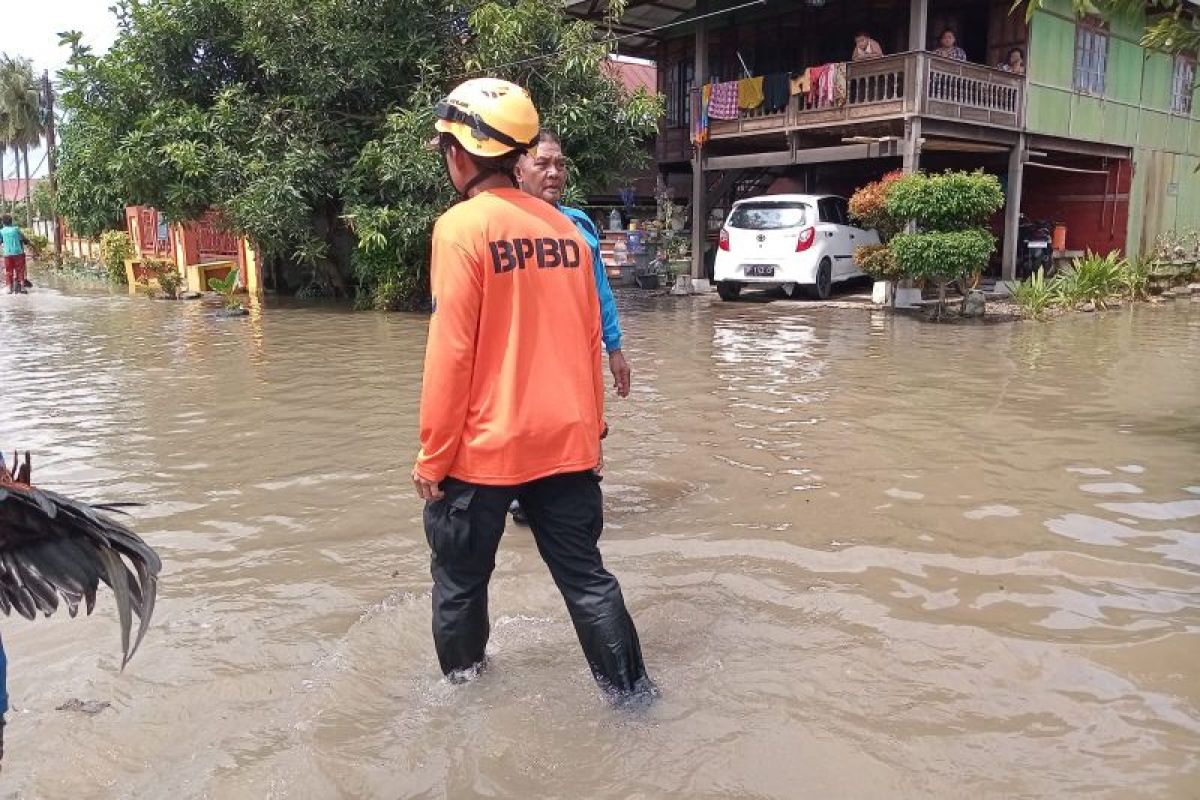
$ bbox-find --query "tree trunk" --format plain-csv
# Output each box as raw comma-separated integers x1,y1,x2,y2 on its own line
1,149,8,214
22,147,32,227
311,199,352,297
10,148,20,217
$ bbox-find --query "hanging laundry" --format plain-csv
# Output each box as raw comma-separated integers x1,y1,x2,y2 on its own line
806,64,829,107
806,63,848,109
763,72,791,113
707,81,740,120
702,83,711,136
790,68,812,97
737,76,765,110
691,83,711,146
830,62,848,107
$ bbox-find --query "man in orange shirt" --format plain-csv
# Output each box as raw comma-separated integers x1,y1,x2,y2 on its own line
413,78,654,702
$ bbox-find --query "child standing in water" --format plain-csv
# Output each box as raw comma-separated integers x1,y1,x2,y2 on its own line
1,215,31,294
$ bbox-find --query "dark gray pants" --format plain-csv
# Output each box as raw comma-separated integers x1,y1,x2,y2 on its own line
423,471,653,698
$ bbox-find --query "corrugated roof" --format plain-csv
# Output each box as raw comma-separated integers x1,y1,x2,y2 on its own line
606,58,658,94
0,178,43,203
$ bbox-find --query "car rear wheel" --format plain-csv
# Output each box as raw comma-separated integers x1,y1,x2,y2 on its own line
804,260,832,300
717,281,743,301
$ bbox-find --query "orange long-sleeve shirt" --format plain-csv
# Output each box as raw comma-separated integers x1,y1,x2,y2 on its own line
415,187,605,486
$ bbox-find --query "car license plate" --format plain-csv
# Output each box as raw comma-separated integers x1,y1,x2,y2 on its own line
1027,241,1048,250
744,264,775,277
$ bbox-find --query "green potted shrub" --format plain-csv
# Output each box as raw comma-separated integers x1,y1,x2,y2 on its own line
885,171,1004,319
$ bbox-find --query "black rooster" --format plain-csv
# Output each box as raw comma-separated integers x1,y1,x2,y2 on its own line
0,450,161,768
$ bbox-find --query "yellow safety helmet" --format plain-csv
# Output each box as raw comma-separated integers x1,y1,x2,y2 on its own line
434,78,540,158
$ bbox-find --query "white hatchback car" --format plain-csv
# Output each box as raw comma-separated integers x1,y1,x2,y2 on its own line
713,194,879,301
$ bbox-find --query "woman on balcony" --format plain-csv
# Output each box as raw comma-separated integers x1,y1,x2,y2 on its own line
933,29,967,62
851,32,883,62
999,47,1025,75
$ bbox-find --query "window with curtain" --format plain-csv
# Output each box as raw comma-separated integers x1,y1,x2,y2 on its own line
1172,55,1195,114
1073,23,1108,95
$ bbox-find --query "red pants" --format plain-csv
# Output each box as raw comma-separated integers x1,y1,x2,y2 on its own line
4,254,26,290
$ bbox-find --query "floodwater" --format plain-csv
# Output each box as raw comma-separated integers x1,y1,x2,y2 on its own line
1,276,1198,799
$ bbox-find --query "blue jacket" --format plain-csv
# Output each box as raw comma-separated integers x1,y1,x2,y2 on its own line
0,631,7,715
559,205,623,353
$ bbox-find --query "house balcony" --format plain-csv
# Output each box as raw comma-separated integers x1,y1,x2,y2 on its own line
695,51,1024,147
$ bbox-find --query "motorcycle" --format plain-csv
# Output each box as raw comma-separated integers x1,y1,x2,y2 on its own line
1018,215,1055,280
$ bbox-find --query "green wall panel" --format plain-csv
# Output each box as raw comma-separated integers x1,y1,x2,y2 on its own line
1026,86,1072,136
1101,103,1136,144
1178,156,1200,230
1071,95,1104,138
1029,14,1076,88
1142,54,1173,112
1108,11,1144,41
1107,40,1143,105
1163,181,1180,234
1166,116,1189,154
1139,110,1169,149
1126,149,1148,255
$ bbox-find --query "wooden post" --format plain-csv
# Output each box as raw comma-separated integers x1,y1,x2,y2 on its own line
690,0,710,282
903,118,922,174
1001,133,1025,282
909,0,929,52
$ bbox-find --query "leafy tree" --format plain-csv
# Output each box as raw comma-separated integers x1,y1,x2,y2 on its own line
54,0,660,308
886,171,1004,319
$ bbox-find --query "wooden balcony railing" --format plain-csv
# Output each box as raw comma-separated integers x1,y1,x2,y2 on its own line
701,51,1024,140
922,55,1022,127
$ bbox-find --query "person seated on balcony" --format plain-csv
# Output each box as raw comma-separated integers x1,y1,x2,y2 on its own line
851,32,884,62
998,47,1025,74
933,29,967,61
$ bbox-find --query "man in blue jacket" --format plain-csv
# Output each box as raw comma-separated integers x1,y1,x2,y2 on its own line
510,130,629,525
516,130,630,397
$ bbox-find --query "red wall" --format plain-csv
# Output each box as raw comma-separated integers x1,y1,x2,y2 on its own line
1020,159,1130,254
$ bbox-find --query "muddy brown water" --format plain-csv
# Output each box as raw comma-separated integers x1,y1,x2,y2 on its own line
1,278,1198,799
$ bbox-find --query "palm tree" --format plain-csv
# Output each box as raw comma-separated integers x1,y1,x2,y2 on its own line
0,57,44,225
0,96,9,215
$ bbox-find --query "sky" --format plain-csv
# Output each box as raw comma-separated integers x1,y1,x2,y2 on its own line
0,0,119,178
0,0,119,76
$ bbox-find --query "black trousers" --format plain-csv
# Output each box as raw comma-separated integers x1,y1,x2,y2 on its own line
423,471,653,697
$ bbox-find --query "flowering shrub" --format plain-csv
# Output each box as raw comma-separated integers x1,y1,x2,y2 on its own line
848,170,904,242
